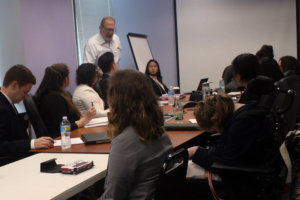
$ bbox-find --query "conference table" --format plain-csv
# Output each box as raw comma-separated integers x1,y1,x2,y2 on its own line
18,98,203,199
32,101,204,154
0,153,109,200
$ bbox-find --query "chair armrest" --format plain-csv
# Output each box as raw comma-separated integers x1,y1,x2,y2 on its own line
211,163,274,176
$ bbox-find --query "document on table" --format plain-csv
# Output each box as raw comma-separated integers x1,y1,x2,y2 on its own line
84,117,108,128
54,137,84,147
189,119,197,124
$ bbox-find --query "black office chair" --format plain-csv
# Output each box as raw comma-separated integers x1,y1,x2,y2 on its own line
155,148,188,200
185,85,295,200
208,88,297,200
275,71,300,133
23,94,49,138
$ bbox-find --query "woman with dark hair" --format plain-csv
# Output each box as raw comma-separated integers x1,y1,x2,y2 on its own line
145,59,169,96
256,44,274,59
100,69,172,199
72,63,109,118
36,63,96,138
259,57,283,81
188,94,268,172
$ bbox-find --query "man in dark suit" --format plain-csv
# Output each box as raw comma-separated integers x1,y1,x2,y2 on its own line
0,65,53,166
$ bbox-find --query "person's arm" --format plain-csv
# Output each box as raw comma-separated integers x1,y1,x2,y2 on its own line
83,40,96,64
113,34,122,64
75,87,108,118
100,137,137,200
33,137,54,149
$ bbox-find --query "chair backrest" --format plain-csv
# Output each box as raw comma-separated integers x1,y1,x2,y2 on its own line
155,148,188,200
275,74,300,132
23,94,48,138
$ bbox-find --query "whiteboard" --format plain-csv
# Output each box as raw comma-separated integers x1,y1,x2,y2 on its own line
127,33,153,73
175,0,297,92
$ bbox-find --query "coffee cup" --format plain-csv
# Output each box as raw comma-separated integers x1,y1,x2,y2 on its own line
173,86,180,94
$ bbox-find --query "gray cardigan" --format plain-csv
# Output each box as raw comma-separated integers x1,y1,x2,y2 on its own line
100,126,173,200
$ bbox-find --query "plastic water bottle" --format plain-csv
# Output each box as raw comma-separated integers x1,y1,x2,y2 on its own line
61,116,71,150
174,96,183,120
168,86,174,106
202,82,210,100
219,79,225,93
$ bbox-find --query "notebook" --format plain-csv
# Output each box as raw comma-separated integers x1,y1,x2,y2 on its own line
81,132,110,145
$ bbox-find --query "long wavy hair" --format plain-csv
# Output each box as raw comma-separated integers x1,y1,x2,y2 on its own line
107,69,164,142
36,63,80,116
195,94,234,132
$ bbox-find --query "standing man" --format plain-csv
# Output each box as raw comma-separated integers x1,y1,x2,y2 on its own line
0,65,53,166
83,16,121,66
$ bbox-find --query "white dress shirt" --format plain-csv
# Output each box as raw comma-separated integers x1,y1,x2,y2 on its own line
72,84,109,118
83,33,121,65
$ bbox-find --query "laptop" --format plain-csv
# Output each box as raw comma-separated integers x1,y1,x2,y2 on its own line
81,132,110,145
164,123,199,130
196,78,209,91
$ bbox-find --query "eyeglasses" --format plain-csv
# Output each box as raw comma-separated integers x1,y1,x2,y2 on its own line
103,26,115,32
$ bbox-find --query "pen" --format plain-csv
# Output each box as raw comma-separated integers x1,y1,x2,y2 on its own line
91,101,94,107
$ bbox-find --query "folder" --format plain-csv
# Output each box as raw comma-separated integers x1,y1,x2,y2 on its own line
81,132,110,145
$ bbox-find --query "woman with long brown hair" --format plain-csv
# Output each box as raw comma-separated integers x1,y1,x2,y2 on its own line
35,63,95,138
100,69,173,199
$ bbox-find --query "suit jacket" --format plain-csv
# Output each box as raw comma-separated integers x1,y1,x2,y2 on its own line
0,92,31,166
149,77,169,97
100,126,173,199
98,73,110,109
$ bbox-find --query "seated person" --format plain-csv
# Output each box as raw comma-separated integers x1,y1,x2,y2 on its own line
258,57,283,82
0,65,53,166
100,69,173,199
256,44,274,60
276,56,300,131
222,65,239,93
94,52,117,109
145,59,169,96
188,94,270,173
72,63,109,118
35,63,96,138
232,53,265,103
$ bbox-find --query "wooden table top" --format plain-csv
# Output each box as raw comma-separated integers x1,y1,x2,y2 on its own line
32,97,203,154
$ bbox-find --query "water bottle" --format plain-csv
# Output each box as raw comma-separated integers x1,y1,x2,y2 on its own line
168,86,174,106
174,96,183,120
219,79,225,93
202,82,210,100
61,116,71,149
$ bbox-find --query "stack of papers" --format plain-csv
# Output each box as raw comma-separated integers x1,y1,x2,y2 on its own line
189,119,197,124
84,117,108,128
54,138,84,147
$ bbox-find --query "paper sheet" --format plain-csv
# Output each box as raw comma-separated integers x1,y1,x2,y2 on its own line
189,119,197,124
54,137,84,147
84,117,108,128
